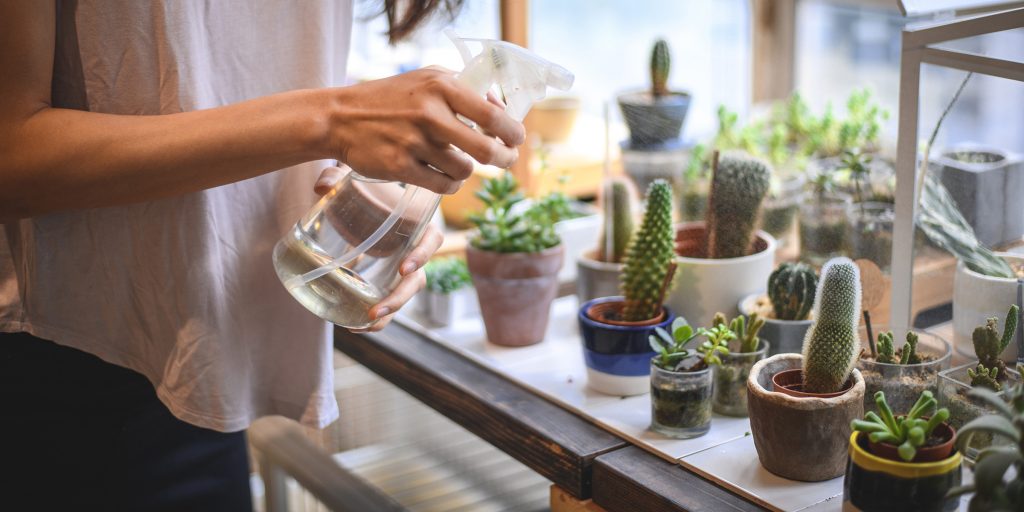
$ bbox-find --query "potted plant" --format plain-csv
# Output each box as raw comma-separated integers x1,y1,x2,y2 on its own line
421,257,476,327
799,175,851,267
578,180,676,396
710,312,768,416
528,188,600,285
946,368,1024,510
466,172,563,346
648,318,730,438
937,144,1024,248
952,252,1024,363
842,149,895,272
843,391,961,511
617,39,691,149
739,261,818,356
576,176,636,302
938,305,1022,458
667,151,777,329
856,328,952,417
678,143,710,222
747,257,866,481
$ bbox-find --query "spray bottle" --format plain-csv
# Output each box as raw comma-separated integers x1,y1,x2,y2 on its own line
272,32,574,329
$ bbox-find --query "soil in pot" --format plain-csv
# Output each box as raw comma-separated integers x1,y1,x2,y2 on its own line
771,368,854,398
586,300,665,326
650,362,712,438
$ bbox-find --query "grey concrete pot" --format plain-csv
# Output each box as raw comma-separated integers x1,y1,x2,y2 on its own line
738,294,812,356
747,354,865,482
936,145,1023,247
617,91,691,148
576,250,623,303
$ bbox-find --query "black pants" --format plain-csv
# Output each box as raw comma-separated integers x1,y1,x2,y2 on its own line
0,332,253,511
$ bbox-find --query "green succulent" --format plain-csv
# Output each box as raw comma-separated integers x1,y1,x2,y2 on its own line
874,331,922,365
468,172,560,253
713,312,764,354
649,317,732,372
424,258,471,295
851,390,950,462
969,305,1020,391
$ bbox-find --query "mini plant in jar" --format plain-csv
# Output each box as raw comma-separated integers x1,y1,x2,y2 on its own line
856,328,951,415
710,312,768,416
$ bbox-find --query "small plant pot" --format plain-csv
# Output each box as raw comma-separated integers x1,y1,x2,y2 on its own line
424,287,479,327
466,244,564,347
620,140,688,194
952,254,1024,363
667,221,777,330
617,90,691,148
856,325,952,414
578,297,674,396
650,358,713,438
866,422,956,463
936,145,1023,247
575,250,623,304
846,201,895,273
799,192,851,267
759,172,805,251
937,362,1021,460
553,203,601,284
738,293,813,356
843,432,962,512
712,340,769,416
747,354,865,481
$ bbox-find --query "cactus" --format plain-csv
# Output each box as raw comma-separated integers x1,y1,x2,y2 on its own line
597,177,635,263
970,305,1019,389
767,262,818,321
650,39,670,98
876,332,897,364
706,151,772,259
874,331,921,365
900,332,921,364
621,180,676,322
801,257,862,394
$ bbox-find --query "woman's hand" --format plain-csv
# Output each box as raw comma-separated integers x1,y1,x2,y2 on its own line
327,68,525,195
313,166,443,333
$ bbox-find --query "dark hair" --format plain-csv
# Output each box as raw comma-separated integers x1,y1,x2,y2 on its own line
381,0,465,44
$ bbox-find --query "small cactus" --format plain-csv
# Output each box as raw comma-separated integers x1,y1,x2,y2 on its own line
597,177,635,263
767,262,817,321
968,364,1001,391
706,152,772,259
801,257,862,394
875,331,921,365
650,39,670,98
970,304,1019,387
900,332,921,364
876,332,897,364
621,180,676,322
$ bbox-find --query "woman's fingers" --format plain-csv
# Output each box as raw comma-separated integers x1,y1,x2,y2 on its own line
400,224,443,276
367,268,426,322
314,165,345,196
428,115,518,169
399,162,463,194
415,145,475,181
442,81,525,148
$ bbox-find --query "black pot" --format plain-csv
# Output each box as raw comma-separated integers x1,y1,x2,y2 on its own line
843,432,962,511
617,91,691,148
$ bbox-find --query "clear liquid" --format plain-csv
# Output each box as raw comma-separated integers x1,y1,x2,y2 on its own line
273,233,385,329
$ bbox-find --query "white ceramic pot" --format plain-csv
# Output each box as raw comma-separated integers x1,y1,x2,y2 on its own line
576,250,623,303
554,204,601,284
952,254,1024,362
667,222,777,329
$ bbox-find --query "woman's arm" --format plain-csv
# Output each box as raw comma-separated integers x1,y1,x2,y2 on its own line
0,1,523,220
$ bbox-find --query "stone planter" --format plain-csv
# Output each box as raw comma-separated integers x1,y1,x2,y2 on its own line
843,432,962,512
466,244,564,347
937,145,1024,248
576,250,623,304
952,254,1024,363
667,222,777,330
617,90,691,148
578,297,673,396
738,294,813,356
747,353,865,482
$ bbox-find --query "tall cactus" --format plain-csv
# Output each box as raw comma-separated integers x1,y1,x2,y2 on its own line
706,151,772,259
768,262,817,321
621,180,676,322
597,177,636,263
650,39,670,98
968,304,1019,390
801,257,862,394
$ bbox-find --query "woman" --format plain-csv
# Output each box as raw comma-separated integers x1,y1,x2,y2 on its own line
0,1,524,509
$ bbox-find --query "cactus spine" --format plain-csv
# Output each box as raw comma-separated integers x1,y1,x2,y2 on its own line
969,304,1019,390
597,177,635,263
801,257,862,394
768,262,817,321
706,152,772,259
621,180,676,322
650,39,670,98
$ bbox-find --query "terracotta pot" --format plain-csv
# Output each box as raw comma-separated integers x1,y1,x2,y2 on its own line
867,422,956,463
466,244,564,347
771,368,854,399
747,353,865,482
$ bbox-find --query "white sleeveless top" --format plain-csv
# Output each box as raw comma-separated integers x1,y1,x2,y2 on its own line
0,0,354,432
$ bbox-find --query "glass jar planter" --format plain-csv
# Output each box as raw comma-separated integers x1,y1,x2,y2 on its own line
678,177,709,222
712,340,769,416
846,202,895,273
799,192,851,267
856,326,951,414
650,358,713,438
759,173,805,252
937,362,1021,460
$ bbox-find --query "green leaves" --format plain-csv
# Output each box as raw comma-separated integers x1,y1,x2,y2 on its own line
648,317,731,372
468,172,561,254
850,390,948,462
424,257,471,294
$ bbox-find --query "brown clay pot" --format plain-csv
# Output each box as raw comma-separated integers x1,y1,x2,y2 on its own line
466,244,564,346
867,422,956,463
771,368,854,398
747,353,865,482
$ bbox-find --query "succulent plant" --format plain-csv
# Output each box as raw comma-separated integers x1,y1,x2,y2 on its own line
874,331,922,365
801,257,862,394
596,177,635,264
968,305,1019,391
469,172,560,253
851,390,950,462
424,257,471,295
650,39,670,98
767,262,818,321
713,311,764,353
649,317,731,372
706,151,772,259
621,180,676,322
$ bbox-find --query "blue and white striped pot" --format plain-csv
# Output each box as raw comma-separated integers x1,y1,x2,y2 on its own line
578,296,675,396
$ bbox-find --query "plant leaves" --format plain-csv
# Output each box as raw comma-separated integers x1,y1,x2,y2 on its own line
957,415,1021,452
972,446,1021,495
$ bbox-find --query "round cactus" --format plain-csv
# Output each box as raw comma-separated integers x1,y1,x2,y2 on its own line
597,177,636,264
801,257,862,394
767,262,817,321
650,39,670,97
621,180,676,322
707,151,772,259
